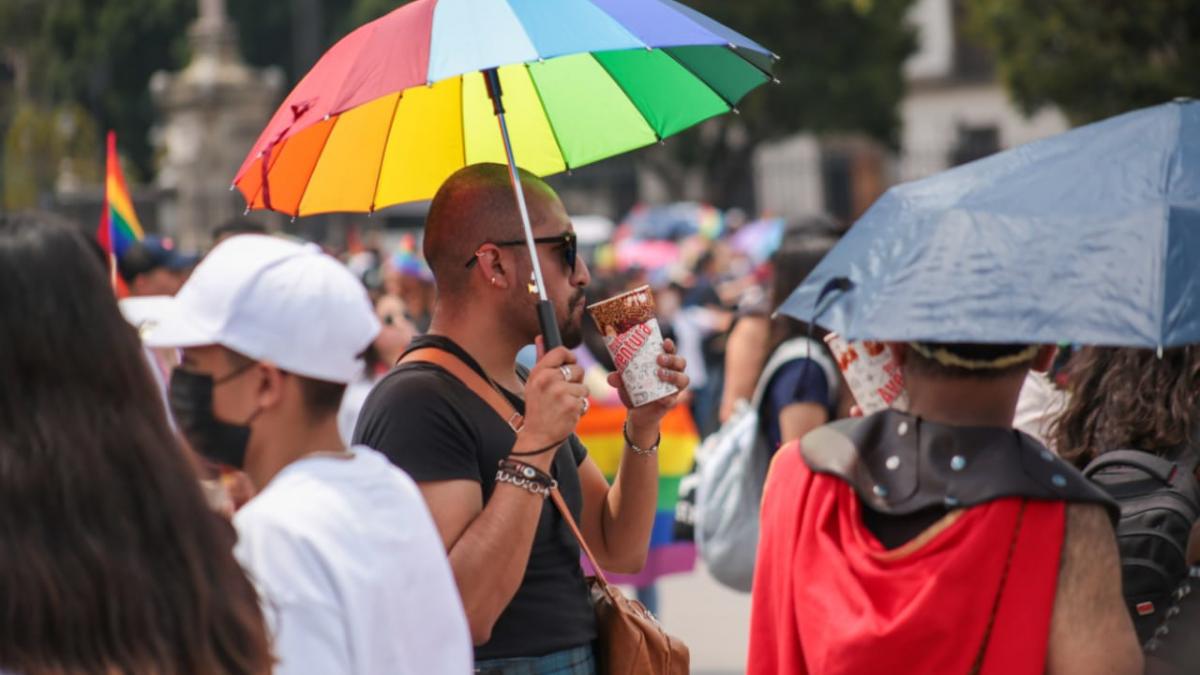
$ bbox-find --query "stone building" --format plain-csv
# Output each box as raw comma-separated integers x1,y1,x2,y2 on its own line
897,0,1068,181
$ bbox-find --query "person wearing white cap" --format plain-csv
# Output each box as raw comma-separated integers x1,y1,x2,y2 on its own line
143,234,472,675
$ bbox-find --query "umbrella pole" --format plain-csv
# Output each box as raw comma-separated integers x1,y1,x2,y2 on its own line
484,68,563,349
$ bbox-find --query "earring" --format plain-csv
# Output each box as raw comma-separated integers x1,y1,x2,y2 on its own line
527,271,537,295
490,276,497,286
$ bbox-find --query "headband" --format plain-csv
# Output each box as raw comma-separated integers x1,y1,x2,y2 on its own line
907,343,1040,371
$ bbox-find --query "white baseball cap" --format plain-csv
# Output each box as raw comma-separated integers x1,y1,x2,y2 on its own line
143,234,380,384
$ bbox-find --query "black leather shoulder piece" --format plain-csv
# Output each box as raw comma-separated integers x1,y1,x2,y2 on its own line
800,409,1118,521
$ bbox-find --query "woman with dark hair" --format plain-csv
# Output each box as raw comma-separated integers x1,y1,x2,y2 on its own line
1053,346,1200,468
0,212,272,675
756,235,844,450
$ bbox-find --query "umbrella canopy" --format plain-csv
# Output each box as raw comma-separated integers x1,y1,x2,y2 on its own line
779,99,1200,349
623,201,724,240
728,216,784,264
614,238,681,271
232,0,775,216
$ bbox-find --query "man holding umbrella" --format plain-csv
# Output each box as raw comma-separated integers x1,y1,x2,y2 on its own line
354,163,689,672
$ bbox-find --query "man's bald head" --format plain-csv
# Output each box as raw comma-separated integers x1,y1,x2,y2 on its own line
423,163,558,295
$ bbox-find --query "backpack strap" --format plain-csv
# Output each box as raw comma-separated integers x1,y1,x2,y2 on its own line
750,336,838,409
1084,450,1180,484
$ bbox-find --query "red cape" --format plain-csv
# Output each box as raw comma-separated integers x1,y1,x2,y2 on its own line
748,442,1064,674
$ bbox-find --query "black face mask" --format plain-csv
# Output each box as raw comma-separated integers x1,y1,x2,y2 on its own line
168,367,257,470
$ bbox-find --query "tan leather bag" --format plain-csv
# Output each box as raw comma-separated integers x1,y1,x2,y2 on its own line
402,347,690,674
550,488,690,675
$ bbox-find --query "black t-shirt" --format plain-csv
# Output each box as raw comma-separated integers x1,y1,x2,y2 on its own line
351,334,596,660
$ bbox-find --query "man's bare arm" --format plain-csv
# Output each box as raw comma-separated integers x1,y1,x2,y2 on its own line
577,452,658,574
1046,503,1143,675
576,343,689,574
420,479,545,646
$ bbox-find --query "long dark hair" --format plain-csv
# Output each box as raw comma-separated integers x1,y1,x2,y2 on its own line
0,213,271,675
766,233,839,355
1052,346,1200,468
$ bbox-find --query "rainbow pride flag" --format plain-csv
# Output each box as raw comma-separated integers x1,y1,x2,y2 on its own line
96,131,144,265
577,364,699,587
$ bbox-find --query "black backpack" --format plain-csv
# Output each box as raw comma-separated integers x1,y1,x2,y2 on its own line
1142,570,1200,673
1083,449,1200,645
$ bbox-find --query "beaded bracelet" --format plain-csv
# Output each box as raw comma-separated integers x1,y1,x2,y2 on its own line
496,469,553,498
623,421,661,456
496,458,557,499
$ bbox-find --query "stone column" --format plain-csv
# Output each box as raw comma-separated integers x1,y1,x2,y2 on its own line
151,0,284,250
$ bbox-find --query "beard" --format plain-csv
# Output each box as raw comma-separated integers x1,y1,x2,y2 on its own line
558,289,586,348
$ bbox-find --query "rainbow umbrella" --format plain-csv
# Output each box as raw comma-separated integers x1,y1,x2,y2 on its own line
233,0,774,345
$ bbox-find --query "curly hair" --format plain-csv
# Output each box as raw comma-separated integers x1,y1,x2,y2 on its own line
1052,346,1200,469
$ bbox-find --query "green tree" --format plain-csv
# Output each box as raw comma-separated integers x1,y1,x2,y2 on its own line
965,0,1200,124
3,102,101,209
0,0,194,204
641,0,918,207
230,0,397,87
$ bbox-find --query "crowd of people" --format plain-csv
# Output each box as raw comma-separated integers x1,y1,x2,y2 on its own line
3,158,1200,675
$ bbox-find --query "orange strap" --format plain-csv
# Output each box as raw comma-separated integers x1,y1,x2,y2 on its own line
399,348,525,432
400,347,611,587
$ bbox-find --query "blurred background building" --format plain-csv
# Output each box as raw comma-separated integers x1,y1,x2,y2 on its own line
897,0,1068,182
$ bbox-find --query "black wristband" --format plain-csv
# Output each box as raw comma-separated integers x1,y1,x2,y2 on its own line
509,438,564,457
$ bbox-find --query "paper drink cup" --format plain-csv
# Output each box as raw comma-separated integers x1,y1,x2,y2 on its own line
824,333,909,415
587,285,678,407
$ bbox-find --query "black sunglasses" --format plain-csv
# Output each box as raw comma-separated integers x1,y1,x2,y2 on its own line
464,231,578,275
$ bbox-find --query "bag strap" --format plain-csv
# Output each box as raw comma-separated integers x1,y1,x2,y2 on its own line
399,348,525,432
550,489,611,587
401,347,612,588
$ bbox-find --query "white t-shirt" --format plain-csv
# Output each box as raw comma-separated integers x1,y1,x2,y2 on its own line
234,447,471,675
1015,371,1068,450
337,372,379,446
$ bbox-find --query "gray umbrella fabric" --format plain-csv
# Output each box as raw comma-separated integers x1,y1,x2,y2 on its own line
780,99,1200,348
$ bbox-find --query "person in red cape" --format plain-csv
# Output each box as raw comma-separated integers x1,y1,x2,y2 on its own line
748,341,1143,675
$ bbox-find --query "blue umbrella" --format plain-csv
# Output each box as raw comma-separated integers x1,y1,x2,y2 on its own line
779,99,1200,349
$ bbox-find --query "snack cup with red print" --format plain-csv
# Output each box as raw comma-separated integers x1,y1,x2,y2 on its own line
824,332,909,415
587,285,678,407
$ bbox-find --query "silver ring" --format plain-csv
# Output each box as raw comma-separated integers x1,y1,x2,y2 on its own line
581,397,590,415
559,365,573,382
